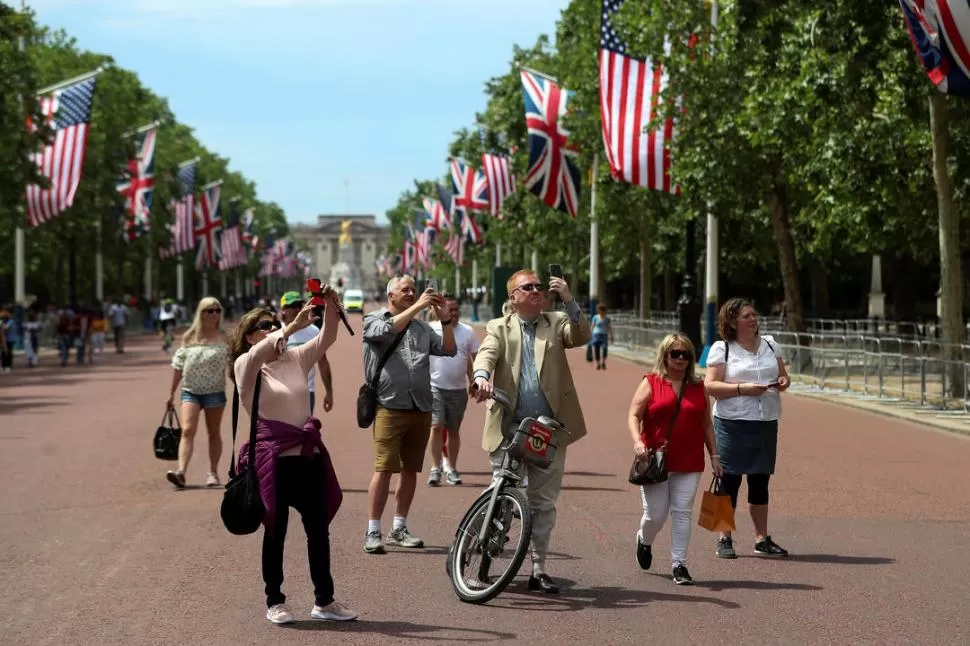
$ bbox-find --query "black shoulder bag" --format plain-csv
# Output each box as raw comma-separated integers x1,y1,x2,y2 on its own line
628,383,686,486
356,323,410,429
221,373,265,536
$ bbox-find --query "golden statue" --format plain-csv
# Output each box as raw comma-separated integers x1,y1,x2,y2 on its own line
339,219,352,246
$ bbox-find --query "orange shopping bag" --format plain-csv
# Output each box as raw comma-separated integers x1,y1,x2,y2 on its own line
697,476,736,533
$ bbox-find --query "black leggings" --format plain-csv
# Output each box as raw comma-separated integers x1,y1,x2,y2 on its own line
721,473,771,508
262,454,334,608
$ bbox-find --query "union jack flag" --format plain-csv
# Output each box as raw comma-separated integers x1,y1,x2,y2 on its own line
461,211,484,244
899,0,970,97
520,69,582,217
600,0,677,193
117,125,157,242
482,153,514,218
450,159,490,216
240,207,255,246
26,74,98,227
194,182,222,270
422,197,451,231
158,160,197,260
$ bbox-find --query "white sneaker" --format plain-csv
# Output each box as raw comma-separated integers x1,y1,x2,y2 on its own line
266,604,294,625
311,600,358,622
205,472,220,487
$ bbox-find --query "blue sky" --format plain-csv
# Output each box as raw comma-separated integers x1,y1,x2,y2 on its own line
29,0,571,225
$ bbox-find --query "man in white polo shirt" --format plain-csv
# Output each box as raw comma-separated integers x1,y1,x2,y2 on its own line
427,295,480,486
279,291,333,414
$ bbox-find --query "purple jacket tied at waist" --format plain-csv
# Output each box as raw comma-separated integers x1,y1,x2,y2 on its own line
238,416,343,532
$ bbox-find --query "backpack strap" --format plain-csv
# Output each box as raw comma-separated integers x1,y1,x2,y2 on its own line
368,322,411,389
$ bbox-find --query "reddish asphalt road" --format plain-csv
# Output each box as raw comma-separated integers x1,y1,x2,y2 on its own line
1,314,969,645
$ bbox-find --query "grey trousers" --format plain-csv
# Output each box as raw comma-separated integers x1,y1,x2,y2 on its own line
489,444,567,576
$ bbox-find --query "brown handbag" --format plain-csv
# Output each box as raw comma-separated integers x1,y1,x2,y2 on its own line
628,382,685,486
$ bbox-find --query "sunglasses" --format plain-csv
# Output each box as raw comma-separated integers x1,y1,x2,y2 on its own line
252,319,281,333
516,283,545,293
204,308,222,315
668,349,693,361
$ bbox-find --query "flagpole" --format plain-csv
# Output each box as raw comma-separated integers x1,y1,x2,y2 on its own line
95,219,104,301
176,260,184,302
122,119,162,139
589,152,600,310
14,0,27,306
144,254,153,301
518,65,559,84
700,0,720,366
36,66,106,96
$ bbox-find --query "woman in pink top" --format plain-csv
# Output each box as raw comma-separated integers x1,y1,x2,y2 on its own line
228,291,357,626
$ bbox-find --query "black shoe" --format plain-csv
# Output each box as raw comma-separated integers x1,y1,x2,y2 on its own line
672,564,693,585
636,535,652,570
528,573,560,594
715,536,737,559
754,536,789,557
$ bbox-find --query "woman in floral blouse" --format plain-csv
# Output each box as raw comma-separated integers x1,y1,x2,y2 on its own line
164,297,229,489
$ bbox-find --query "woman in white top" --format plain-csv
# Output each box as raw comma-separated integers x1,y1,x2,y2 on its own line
703,298,790,560
163,297,229,489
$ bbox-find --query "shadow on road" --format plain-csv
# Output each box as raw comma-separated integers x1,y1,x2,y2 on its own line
486,578,740,612
564,471,616,478
0,396,70,415
560,485,625,493
784,554,895,565
285,618,516,641
694,579,823,592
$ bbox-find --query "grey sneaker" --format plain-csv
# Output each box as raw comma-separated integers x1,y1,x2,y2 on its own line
716,536,737,559
166,470,186,489
363,531,385,554
446,470,462,486
310,600,358,622
387,526,425,548
427,468,441,486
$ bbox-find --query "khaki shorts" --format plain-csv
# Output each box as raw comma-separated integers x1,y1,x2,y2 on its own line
373,406,432,473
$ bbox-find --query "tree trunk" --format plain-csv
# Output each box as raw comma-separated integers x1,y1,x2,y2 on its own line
929,92,965,399
639,211,652,319
767,177,805,335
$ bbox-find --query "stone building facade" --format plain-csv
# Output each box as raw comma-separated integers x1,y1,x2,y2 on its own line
290,214,390,294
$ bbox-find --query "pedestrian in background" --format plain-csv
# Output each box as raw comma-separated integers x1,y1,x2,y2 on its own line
590,303,612,370
164,297,228,489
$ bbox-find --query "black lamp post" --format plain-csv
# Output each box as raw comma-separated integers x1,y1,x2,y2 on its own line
678,217,702,349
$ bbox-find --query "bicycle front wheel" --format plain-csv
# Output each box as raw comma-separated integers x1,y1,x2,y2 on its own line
448,486,532,604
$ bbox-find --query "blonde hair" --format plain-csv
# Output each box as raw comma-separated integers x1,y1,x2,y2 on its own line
506,269,537,295
652,333,700,384
181,296,223,346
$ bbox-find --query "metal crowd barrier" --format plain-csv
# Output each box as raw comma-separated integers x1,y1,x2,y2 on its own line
611,321,970,416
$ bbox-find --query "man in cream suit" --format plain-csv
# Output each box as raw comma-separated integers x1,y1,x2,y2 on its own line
472,269,591,594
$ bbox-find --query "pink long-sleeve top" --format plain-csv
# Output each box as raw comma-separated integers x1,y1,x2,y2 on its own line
233,323,335,430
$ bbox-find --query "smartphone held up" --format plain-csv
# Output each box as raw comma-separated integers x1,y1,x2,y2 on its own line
305,277,356,336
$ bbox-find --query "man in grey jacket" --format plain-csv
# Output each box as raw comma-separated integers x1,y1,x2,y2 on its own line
361,275,455,554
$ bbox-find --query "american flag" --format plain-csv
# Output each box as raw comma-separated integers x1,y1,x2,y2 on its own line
218,204,247,270
194,182,222,270
422,197,451,231
117,124,157,242
899,0,970,97
600,0,677,193
520,70,582,217
450,158,490,216
158,160,197,260
482,153,514,218
445,229,464,266
25,75,98,228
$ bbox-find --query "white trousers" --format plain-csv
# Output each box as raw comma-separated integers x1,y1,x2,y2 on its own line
639,471,702,567
490,445,567,576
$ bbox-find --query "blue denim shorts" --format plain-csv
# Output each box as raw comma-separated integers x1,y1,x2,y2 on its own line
181,390,227,409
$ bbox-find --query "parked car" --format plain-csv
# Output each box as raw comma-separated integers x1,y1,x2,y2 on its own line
342,288,365,313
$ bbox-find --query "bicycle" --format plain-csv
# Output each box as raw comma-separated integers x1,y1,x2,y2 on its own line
446,387,568,604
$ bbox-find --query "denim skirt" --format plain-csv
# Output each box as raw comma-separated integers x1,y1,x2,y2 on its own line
713,417,778,475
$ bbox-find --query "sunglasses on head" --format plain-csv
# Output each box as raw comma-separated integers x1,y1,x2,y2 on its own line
668,349,693,361
204,308,222,315
517,283,544,293
252,319,281,333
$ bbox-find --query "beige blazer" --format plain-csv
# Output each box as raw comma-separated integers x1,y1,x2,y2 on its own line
473,308,592,452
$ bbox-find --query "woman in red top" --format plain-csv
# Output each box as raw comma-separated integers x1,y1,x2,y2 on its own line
627,333,721,585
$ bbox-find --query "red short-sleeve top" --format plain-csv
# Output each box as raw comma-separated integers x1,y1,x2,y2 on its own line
639,373,708,473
